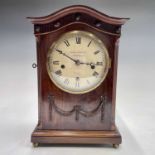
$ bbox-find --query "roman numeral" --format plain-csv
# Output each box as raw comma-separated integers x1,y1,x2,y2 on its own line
55,49,62,54
92,71,99,77
64,40,70,47
64,79,69,85
75,77,80,87
55,70,62,76
76,37,81,44
87,40,92,47
96,62,103,66
48,57,52,62
53,61,59,65
94,50,100,55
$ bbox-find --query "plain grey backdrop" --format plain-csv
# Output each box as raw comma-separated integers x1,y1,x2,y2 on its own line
0,0,155,155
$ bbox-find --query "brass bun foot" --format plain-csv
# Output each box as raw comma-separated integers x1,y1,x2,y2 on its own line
33,143,39,147
113,144,119,148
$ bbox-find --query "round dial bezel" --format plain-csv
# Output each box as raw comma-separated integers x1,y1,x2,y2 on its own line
46,30,110,94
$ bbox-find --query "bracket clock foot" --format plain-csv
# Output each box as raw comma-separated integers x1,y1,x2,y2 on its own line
113,144,119,148
28,5,129,147
33,142,39,147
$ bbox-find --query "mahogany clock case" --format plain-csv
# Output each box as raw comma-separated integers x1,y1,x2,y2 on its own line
28,5,129,146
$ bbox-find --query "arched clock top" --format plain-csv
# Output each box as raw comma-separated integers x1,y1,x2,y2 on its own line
27,5,129,35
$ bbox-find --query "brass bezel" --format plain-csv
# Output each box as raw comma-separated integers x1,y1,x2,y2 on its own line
46,30,110,94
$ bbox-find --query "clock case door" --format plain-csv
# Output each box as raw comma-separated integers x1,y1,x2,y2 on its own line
28,5,129,145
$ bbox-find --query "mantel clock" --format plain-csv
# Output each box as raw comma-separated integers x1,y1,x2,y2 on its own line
27,5,129,147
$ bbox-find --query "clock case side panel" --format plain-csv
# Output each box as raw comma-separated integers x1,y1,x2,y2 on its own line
111,38,120,130
35,35,46,129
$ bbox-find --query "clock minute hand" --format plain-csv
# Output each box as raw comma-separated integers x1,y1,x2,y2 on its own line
63,53,77,62
56,49,77,63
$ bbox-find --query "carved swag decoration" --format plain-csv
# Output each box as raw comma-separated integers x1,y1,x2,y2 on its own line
48,94,105,121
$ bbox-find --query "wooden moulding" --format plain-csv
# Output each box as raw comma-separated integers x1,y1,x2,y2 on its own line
27,5,129,25
31,126,122,145
27,5,129,36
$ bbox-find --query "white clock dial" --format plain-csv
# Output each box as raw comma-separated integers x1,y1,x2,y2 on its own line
47,30,110,94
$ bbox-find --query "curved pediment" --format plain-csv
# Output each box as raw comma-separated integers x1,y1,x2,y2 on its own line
27,5,129,35
27,5,129,25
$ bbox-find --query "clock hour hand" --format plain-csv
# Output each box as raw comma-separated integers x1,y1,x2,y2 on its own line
80,61,102,66
79,61,96,69
79,61,90,65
